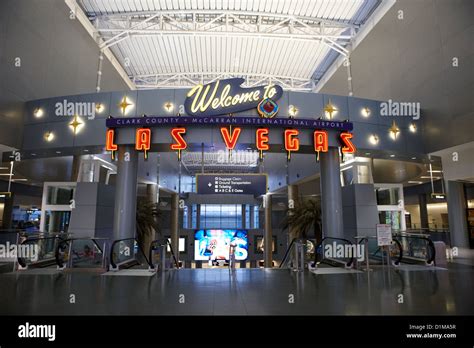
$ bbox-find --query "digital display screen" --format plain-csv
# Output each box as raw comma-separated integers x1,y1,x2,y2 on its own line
194,229,248,261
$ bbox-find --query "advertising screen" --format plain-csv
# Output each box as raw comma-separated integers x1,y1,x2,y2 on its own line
194,229,248,261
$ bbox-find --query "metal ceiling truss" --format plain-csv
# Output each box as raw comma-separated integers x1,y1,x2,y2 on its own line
133,72,316,91
94,10,355,55
87,9,358,90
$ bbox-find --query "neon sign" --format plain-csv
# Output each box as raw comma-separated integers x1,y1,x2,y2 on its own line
105,127,356,160
184,78,283,117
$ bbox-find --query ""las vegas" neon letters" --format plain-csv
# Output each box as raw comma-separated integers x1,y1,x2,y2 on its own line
105,127,356,160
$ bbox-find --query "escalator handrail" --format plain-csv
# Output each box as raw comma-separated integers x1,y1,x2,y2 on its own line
110,237,152,269
393,233,436,265
313,237,355,267
357,236,403,265
279,238,302,269
55,237,108,269
18,235,67,268
391,238,403,265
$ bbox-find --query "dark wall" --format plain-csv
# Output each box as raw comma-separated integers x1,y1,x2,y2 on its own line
0,0,130,148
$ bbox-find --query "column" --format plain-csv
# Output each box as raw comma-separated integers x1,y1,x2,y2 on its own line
250,205,255,229
446,181,469,249
287,185,299,242
196,204,201,229
1,194,14,230
264,194,273,268
145,184,158,251
418,194,429,229
112,146,138,240
241,204,246,229
170,192,179,265
320,147,344,238
70,155,81,182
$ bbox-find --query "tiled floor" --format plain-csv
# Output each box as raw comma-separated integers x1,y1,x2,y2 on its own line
1,264,473,315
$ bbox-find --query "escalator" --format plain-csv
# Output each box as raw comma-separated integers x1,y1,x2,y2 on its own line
109,238,152,271
392,232,436,266
357,236,403,267
148,238,180,271
312,237,356,269
17,232,71,270
56,237,108,271
279,237,356,270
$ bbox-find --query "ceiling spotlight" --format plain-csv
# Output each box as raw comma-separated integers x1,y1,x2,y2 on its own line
324,99,337,119
369,134,379,145
55,151,62,154
389,120,400,140
288,105,298,118
411,157,417,160
119,96,133,115
390,154,395,158
361,107,371,118
164,102,174,112
33,108,44,118
409,122,417,133
44,131,55,142
95,103,104,113
69,115,84,134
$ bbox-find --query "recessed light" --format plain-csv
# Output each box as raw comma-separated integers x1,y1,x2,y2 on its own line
390,154,395,158
365,152,371,155
83,149,89,152
55,151,61,154
31,153,36,156
411,157,416,160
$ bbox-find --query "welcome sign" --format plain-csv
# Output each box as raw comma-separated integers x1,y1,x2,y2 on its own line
184,78,283,117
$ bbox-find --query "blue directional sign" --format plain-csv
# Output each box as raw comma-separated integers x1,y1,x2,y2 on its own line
196,174,267,195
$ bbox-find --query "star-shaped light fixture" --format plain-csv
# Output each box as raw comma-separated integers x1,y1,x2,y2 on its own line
69,114,84,134
389,120,400,140
44,131,55,142
119,96,133,115
324,99,337,119
369,134,379,145
361,107,371,118
288,105,298,118
33,108,44,118
95,103,104,113
164,102,174,113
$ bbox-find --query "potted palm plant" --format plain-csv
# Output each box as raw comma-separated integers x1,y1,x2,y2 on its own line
281,198,322,243
136,198,162,263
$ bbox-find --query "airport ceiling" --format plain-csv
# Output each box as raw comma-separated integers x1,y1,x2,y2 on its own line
71,0,385,91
